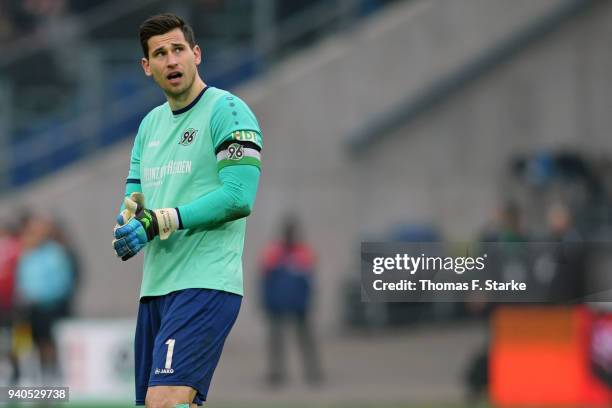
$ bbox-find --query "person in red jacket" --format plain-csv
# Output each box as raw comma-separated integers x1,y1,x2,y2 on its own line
260,215,323,387
0,221,21,385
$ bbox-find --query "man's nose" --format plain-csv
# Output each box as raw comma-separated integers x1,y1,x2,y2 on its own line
167,53,178,67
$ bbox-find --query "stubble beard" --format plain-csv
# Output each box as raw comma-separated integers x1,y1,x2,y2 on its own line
161,70,196,100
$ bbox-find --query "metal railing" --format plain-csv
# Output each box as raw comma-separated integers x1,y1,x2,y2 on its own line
344,0,599,156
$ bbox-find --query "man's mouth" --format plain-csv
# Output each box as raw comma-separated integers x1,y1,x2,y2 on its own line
167,72,183,81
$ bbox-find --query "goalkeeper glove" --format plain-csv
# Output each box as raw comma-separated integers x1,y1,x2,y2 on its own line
115,199,138,228
111,193,141,260
112,192,179,261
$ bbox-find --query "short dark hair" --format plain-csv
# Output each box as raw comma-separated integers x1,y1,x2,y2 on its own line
139,13,196,58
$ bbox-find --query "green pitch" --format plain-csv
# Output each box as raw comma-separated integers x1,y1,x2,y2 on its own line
44,403,481,408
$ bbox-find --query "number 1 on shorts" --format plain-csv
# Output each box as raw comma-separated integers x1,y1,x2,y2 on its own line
165,339,176,369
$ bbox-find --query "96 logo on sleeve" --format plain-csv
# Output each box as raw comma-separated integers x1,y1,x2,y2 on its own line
227,143,244,160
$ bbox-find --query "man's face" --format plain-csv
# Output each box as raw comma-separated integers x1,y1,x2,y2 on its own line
141,28,201,97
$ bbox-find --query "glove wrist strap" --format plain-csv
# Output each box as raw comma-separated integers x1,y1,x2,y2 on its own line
155,208,179,240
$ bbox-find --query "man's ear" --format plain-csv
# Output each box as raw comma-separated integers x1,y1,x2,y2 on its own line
141,57,152,76
193,45,202,66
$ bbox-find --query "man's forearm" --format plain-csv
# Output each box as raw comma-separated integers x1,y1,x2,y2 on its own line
177,165,260,230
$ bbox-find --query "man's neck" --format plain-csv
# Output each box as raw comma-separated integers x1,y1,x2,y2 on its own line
167,77,206,111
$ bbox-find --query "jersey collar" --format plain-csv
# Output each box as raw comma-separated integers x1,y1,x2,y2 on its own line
171,86,209,116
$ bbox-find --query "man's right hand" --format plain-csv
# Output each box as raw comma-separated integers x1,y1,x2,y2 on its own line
112,192,144,260
116,208,134,227
114,192,146,227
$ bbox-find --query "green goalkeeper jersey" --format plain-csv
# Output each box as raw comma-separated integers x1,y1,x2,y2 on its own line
126,86,262,298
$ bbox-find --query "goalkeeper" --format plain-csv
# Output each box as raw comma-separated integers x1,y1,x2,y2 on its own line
113,13,261,408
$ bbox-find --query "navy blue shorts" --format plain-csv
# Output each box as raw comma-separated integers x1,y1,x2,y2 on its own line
134,288,241,406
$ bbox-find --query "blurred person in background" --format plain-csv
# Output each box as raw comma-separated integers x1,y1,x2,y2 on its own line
260,215,323,387
543,202,586,302
464,201,529,402
49,216,81,318
16,213,74,383
20,0,67,29
0,220,21,385
480,201,529,243
547,202,582,242
1,0,65,41
0,1,17,44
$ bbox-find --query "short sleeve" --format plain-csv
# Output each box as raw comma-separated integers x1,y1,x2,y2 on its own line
210,93,263,171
